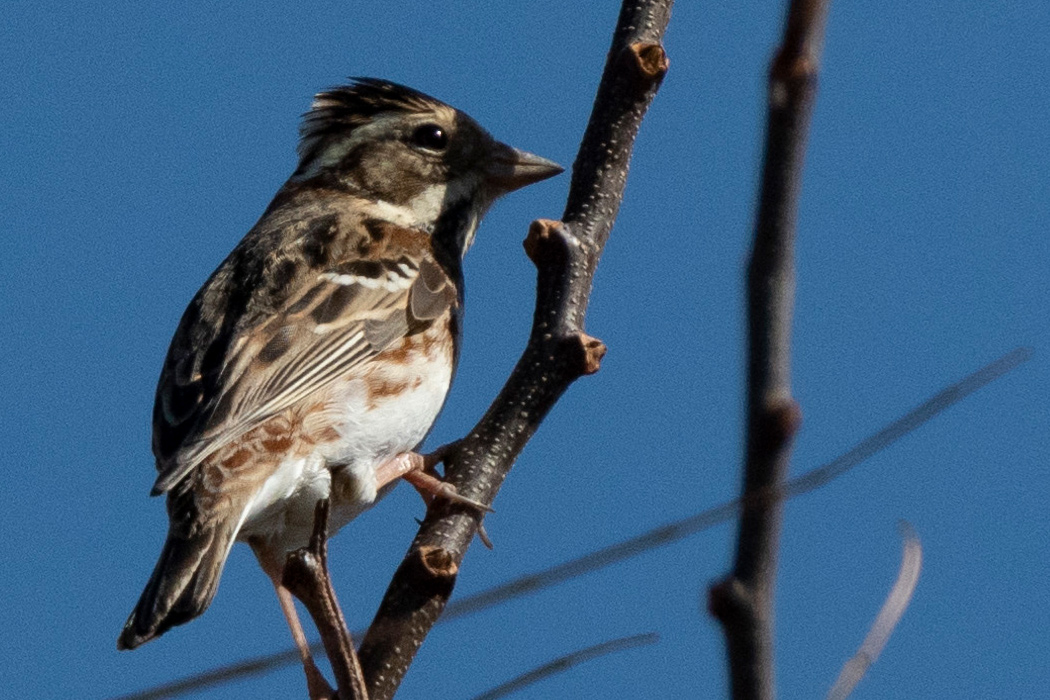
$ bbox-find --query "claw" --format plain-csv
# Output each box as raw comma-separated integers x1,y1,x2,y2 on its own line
476,522,494,550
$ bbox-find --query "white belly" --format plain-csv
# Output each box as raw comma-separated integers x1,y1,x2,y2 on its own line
238,345,454,552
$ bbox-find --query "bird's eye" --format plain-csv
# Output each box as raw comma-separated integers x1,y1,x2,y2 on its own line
409,124,448,151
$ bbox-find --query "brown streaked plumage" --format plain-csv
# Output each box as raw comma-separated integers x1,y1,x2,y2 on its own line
118,79,562,674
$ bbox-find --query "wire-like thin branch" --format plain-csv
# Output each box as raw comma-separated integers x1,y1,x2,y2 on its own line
708,1,832,698
468,633,659,700
785,347,1030,498
827,522,922,700
356,3,672,698
112,347,1029,700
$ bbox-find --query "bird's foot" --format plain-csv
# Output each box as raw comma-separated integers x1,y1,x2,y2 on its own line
376,451,493,514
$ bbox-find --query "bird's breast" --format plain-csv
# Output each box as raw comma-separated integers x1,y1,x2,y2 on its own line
324,321,456,499
240,317,456,551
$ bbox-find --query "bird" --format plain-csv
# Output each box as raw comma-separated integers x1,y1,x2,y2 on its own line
117,78,562,677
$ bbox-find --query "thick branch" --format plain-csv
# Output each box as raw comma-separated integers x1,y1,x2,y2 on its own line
357,2,672,697
708,1,831,699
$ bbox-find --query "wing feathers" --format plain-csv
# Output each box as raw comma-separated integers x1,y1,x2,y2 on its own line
410,258,457,321
152,233,455,493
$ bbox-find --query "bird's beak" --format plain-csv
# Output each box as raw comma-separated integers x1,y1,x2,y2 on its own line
486,142,564,194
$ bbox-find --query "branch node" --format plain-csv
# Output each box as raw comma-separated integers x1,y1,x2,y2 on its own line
771,49,816,83
627,42,670,85
768,398,803,443
707,576,751,624
523,219,565,265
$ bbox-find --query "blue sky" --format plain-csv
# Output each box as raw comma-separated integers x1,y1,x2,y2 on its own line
3,1,1048,698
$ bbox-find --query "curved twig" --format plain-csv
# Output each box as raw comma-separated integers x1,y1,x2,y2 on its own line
356,2,673,697
826,522,922,700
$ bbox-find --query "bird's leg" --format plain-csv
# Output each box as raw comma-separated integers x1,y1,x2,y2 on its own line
250,538,335,700
374,447,495,548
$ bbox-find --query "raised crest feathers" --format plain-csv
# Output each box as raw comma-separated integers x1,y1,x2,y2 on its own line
297,78,448,166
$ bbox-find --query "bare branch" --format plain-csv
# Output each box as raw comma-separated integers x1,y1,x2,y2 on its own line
827,522,923,700
112,347,1029,700
785,347,1031,499
468,633,660,700
282,500,367,700
356,2,672,697
708,1,832,698
112,649,301,700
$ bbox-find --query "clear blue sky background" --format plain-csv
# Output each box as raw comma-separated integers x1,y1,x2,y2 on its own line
3,2,1048,698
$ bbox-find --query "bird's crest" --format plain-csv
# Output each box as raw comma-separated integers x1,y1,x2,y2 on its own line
297,78,447,166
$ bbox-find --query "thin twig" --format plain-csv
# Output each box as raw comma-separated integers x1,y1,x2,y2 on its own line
356,2,673,698
827,522,922,700
468,633,660,700
112,649,301,700
112,347,1029,700
785,347,1031,498
708,1,832,698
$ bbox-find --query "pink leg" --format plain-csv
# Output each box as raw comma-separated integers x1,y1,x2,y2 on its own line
373,451,493,513
250,539,335,700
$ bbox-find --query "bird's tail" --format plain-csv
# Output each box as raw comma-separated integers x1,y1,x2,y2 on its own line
117,520,236,650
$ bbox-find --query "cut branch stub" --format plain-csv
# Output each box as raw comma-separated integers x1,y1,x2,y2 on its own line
382,543,459,601
524,220,607,377
568,332,607,376
418,545,459,579
626,42,670,86
523,218,569,267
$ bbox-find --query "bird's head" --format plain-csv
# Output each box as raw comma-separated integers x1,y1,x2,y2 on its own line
292,78,562,254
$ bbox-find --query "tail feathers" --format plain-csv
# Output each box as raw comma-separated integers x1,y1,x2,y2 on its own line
117,523,235,650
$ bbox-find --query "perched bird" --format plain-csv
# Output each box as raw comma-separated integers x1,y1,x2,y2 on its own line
118,78,561,669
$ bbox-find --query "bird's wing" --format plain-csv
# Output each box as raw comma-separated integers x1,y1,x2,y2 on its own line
151,248,456,495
